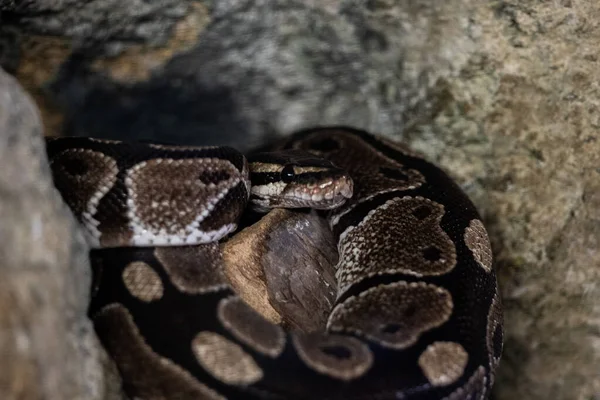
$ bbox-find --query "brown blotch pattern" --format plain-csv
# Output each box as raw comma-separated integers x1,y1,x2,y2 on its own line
93,304,226,400
217,296,286,358
49,149,118,242
442,366,488,400
192,331,264,385
487,290,503,380
154,244,229,294
122,261,164,302
464,219,493,273
197,181,250,235
292,333,373,381
293,129,425,205
418,341,469,387
335,197,457,295
328,282,453,349
125,157,244,241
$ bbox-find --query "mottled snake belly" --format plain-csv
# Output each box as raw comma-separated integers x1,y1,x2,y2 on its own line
45,127,503,400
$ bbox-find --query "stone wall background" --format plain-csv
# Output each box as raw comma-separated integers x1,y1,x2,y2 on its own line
0,70,124,400
0,1,598,399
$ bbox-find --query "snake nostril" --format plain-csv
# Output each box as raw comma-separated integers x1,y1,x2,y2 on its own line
320,345,352,360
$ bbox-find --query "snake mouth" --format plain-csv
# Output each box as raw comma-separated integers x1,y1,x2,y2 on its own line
249,175,353,211
247,150,354,211
279,175,354,209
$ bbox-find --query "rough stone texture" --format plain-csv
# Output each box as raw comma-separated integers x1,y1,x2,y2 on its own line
0,1,599,399
1,0,187,49
0,69,124,400
0,0,477,150
403,3,600,400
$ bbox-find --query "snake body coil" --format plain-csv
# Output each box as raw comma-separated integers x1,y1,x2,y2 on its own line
45,127,503,400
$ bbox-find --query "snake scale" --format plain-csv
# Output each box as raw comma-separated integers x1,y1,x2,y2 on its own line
45,127,503,400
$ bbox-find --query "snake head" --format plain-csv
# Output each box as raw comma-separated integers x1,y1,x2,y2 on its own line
247,149,353,211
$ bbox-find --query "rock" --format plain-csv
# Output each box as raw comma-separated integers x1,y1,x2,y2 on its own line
0,69,124,400
405,3,600,399
1,0,599,399
0,0,476,150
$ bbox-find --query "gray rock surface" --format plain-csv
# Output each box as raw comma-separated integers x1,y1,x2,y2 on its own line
1,0,477,151
407,3,600,399
0,1,599,399
1,0,186,50
0,69,124,400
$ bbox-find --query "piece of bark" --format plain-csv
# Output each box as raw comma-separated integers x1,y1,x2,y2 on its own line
222,209,337,332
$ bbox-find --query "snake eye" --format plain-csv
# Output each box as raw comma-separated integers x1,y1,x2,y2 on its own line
281,164,296,183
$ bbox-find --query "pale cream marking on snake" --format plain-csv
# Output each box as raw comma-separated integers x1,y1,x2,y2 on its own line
94,304,226,400
217,296,286,358
248,163,331,174
442,366,488,400
121,261,164,302
191,331,264,386
251,182,286,206
335,196,457,296
125,158,243,246
49,149,118,247
292,332,374,381
328,281,453,349
464,219,493,273
251,177,352,208
418,341,469,387
154,244,230,294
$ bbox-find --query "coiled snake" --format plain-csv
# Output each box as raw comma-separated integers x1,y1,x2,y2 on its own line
45,127,503,400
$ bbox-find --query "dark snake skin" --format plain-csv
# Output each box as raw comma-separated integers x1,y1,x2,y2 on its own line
45,127,503,400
